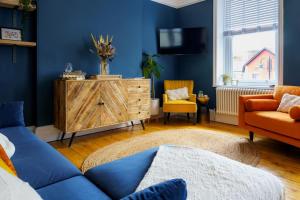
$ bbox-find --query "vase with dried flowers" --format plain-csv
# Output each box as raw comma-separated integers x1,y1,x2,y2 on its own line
91,34,116,75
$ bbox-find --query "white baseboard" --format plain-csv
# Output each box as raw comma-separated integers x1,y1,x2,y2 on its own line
209,109,216,121
215,113,238,125
34,120,142,142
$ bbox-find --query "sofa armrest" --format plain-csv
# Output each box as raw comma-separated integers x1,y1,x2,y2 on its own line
189,94,196,103
238,94,274,127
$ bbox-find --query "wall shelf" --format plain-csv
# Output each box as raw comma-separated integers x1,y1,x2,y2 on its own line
0,39,36,47
0,0,36,11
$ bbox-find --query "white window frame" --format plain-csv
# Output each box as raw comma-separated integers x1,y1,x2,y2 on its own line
213,0,284,87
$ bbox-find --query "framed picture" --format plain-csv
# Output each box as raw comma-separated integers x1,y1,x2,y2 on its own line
0,28,22,41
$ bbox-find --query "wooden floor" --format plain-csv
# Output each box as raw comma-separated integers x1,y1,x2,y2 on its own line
51,117,300,200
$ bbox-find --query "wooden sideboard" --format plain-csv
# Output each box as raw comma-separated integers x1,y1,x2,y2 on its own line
54,78,151,147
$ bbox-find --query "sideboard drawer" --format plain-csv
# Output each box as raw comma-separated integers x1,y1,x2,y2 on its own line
128,93,150,107
128,110,150,120
126,80,150,94
128,104,150,112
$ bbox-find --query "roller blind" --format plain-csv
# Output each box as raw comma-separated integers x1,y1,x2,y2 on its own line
224,0,279,36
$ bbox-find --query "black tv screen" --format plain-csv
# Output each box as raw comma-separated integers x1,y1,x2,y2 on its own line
158,27,207,55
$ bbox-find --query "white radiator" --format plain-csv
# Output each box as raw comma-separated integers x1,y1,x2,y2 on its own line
215,87,273,125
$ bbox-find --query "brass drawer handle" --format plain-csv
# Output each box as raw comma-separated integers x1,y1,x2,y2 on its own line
138,86,141,88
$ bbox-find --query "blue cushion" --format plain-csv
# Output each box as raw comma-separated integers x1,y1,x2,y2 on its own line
85,148,158,199
121,179,187,200
37,176,112,200
0,101,25,128
0,126,39,145
12,139,81,189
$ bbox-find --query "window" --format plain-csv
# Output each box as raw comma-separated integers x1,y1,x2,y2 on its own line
213,0,283,87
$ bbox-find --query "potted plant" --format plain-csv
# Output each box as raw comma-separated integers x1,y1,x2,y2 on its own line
142,53,163,116
19,0,35,39
91,34,116,75
221,74,231,86
19,0,35,11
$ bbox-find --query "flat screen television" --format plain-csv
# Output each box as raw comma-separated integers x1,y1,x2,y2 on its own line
157,27,207,55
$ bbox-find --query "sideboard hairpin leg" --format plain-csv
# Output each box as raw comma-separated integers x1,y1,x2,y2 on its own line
60,132,66,142
140,120,145,130
68,133,77,147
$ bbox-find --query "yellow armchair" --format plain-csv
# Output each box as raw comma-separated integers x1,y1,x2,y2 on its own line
163,80,197,124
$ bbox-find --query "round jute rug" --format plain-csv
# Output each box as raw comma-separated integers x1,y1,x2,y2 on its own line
81,129,260,173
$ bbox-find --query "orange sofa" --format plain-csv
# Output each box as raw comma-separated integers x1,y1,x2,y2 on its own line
239,85,300,148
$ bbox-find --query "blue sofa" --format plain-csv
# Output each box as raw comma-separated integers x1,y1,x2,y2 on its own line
0,125,159,200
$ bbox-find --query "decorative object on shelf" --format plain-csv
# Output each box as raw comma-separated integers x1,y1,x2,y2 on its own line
89,75,122,80
19,0,36,39
221,74,231,86
231,79,239,86
19,0,35,12
61,64,86,80
64,62,73,73
142,53,163,116
91,34,116,75
0,0,36,10
0,0,37,64
0,28,22,41
61,71,86,80
198,90,204,97
198,95,210,104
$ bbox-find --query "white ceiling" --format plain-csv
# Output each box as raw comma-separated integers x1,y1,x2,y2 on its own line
151,0,206,9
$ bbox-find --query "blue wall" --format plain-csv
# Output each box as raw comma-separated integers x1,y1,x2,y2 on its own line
142,0,178,101
37,0,144,125
0,8,36,125
283,0,300,86
2,0,300,126
36,0,179,126
177,0,215,107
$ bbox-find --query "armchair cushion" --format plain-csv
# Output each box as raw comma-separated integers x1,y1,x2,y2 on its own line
163,100,197,113
289,105,300,120
164,80,193,94
166,87,189,101
165,100,195,105
245,99,279,112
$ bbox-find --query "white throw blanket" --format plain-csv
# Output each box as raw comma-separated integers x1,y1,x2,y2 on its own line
136,146,285,200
